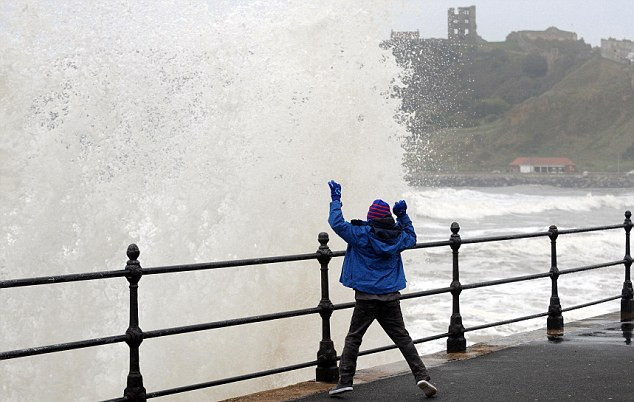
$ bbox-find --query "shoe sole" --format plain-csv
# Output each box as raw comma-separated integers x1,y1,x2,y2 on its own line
417,380,437,398
328,386,353,396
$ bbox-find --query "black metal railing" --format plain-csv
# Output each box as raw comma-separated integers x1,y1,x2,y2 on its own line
1,211,632,401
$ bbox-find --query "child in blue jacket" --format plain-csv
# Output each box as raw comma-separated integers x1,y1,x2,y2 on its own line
327,180,437,398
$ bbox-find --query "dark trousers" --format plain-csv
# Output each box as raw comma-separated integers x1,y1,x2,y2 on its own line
338,299,429,385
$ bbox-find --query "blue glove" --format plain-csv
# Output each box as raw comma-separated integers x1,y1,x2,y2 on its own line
328,180,341,201
393,200,407,217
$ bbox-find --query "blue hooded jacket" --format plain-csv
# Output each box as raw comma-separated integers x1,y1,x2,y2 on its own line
328,200,417,294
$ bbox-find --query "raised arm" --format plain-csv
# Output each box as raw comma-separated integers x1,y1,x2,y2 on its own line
327,180,360,245
393,200,417,249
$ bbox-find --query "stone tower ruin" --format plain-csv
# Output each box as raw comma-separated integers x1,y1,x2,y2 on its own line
448,6,477,42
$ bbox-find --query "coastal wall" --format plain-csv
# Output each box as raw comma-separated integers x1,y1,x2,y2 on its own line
409,173,634,188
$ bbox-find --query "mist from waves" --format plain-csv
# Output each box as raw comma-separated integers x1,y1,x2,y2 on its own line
0,1,424,400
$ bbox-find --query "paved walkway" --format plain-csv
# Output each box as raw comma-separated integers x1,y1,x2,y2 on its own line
294,314,633,402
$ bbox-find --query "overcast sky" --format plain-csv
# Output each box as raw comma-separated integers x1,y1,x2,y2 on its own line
208,1,633,47
390,0,634,47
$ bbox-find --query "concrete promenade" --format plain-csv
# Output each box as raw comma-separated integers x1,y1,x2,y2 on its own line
229,313,633,402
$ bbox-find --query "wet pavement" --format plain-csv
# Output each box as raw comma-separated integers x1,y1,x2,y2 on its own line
294,314,633,402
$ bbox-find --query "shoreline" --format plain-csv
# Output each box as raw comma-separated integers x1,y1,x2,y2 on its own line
407,173,634,188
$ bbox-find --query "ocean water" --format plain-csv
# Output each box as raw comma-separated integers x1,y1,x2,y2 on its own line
400,185,634,353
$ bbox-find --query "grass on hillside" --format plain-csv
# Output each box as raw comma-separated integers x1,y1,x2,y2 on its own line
421,53,634,173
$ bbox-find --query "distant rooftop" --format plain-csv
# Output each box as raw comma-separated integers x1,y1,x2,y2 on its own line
510,157,575,166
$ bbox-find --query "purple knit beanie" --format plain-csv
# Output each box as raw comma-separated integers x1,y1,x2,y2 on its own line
367,199,391,221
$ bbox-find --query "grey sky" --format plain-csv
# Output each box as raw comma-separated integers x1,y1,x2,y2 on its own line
208,1,632,47
390,0,633,47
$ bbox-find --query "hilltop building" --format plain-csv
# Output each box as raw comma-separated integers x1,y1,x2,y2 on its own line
387,5,482,46
390,30,421,41
601,38,634,64
448,6,478,43
506,27,578,43
389,6,583,47
509,157,576,174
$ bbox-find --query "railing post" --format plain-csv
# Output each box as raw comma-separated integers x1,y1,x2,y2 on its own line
547,225,564,339
621,210,633,322
124,244,146,401
315,232,339,383
447,222,466,353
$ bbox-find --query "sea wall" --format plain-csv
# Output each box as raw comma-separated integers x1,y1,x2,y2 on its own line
408,173,634,188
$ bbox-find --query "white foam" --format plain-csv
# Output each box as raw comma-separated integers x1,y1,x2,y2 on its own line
406,187,634,221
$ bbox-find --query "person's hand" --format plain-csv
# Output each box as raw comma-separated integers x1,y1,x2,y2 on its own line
328,180,341,201
393,200,407,217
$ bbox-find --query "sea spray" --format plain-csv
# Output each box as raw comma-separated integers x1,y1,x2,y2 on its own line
0,1,417,400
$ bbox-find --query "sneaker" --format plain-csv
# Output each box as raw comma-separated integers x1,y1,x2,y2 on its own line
328,383,353,397
417,380,437,398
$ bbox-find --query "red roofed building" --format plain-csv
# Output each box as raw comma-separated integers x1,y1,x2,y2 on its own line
509,157,576,174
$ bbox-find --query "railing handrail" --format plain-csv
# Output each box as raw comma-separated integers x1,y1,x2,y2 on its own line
2,254,627,360
3,256,626,361
2,212,632,402
1,222,626,289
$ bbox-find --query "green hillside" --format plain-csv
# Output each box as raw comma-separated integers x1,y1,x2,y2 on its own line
388,36,634,176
